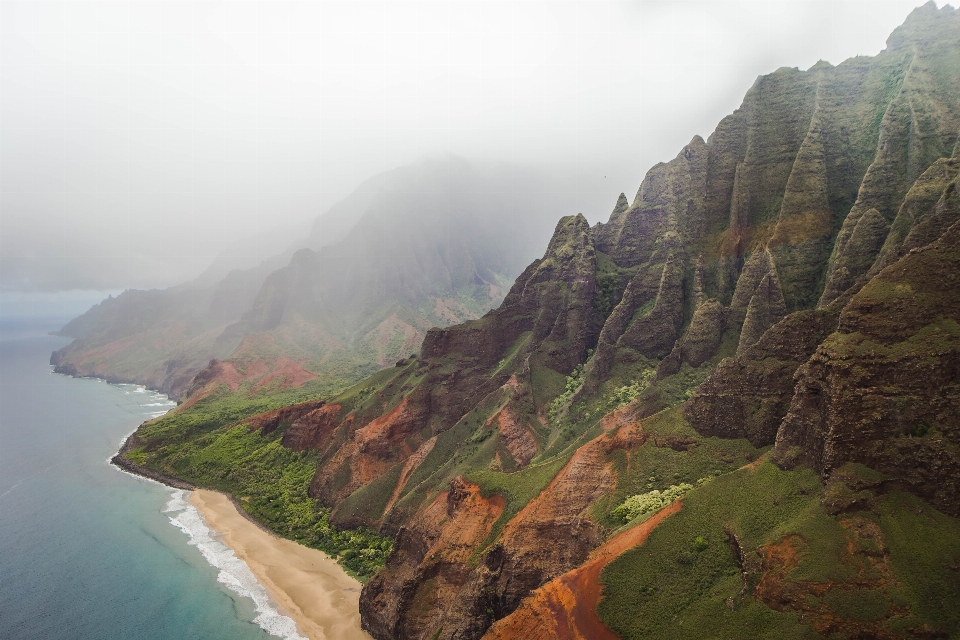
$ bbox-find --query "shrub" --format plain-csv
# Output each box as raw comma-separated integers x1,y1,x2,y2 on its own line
610,368,655,408
548,363,584,424
611,483,693,523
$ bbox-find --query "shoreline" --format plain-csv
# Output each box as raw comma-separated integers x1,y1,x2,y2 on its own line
111,433,195,490
189,489,371,640
112,442,370,640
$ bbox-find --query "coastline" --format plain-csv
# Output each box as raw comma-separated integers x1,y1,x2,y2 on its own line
112,433,195,490
112,439,370,640
188,489,371,640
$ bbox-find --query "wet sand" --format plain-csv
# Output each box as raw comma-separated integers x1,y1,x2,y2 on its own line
188,489,372,640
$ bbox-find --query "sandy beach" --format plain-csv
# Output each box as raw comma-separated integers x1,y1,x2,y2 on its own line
188,489,372,640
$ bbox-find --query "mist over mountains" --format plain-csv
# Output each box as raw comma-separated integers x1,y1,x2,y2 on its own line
52,158,575,398
26,2,960,640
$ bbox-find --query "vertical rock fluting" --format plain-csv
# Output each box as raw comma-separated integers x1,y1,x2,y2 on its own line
736,272,788,356
820,6,960,306
774,221,960,515
683,307,839,446
348,9,960,638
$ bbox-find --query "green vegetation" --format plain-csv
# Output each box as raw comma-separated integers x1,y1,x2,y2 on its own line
612,483,693,523
598,463,827,639
877,491,960,633
597,460,960,639
548,362,584,424
609,368,655,408
129,383,392,580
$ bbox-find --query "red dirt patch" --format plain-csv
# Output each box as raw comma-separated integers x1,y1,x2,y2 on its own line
352,396,428,484
242,399,327,436
756,518,917,639
281,403,345,452
483,500,683,640
491,404,539,467
383,436,437,515
423,477,506,563
180,357,316,409
251,357,318,392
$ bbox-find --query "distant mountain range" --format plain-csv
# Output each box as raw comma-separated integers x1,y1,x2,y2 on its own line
52,158,571,399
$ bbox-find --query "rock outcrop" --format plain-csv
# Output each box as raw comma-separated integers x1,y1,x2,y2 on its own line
774,220,960,516
684,307,840,446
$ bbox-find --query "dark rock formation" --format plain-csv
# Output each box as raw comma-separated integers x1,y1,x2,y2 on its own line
684,307,839,446
775,220,960,515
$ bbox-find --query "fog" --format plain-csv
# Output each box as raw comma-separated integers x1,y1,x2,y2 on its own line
0,0,931,314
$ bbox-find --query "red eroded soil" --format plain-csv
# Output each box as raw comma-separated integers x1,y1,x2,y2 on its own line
281,403,344,451
353,396,425,483
252,357,318,391
383,436,437,515
180,357,316,409
492,404,539,467
241,398,328,436
423,478,507,563
484,500,683,640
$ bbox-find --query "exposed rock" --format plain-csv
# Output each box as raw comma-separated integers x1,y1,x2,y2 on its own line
615,252,686,360
482,501,682,640
774,221,960,515
312,395,431,506
361,478,506,640
491,404,538,468
731,248,777,309
242,398,327,436
868,156,960,278
360,411,641,640
281,403,344,451
818,207,891,305
737,272,788,356
685,307,839,446
657,299,729,379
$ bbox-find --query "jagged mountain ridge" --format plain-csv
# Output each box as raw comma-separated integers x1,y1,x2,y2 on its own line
119,5,960,639
287,6,960,637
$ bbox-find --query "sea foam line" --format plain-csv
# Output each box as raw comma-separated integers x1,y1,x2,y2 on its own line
164,490,308,640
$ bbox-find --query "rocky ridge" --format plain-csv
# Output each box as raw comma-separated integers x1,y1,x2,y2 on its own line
117,5,960,639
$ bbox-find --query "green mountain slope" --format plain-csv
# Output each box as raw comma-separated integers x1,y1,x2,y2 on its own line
115,4,960,639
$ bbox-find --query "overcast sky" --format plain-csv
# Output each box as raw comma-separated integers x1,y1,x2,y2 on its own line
0,0,935,315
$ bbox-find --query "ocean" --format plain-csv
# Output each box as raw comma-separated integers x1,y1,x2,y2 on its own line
0,318,299,640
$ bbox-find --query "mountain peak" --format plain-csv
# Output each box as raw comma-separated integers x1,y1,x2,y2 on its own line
887,1,957,50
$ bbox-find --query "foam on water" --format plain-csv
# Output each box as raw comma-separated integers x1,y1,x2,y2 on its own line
102,378,294,638
164,490,308,640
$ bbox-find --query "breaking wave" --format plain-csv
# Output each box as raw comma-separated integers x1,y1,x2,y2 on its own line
164,490,307,640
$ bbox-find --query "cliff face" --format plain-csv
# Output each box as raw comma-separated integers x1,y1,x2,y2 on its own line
774,219,960,515
120,5,960,639
225,7,960,638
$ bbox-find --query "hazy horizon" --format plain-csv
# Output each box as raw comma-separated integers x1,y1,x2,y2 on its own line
0,0,936,316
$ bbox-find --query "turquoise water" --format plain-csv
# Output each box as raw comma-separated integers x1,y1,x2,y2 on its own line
0,318,277,640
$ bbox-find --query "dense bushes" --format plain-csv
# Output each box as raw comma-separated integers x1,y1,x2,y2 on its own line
612,483,692,523
129,384,392,580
